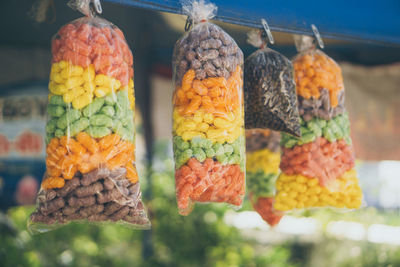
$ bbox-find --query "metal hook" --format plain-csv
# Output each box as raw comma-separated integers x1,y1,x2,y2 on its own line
184,17,192,32
91,0,102,14
261,18,274,45
311,24,324,49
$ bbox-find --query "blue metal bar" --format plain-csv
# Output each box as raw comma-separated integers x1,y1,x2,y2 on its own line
104,0,400,46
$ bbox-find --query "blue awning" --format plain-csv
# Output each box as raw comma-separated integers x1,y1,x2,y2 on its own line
105,0,400,46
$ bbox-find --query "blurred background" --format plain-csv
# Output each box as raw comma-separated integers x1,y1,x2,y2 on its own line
1,0,400,266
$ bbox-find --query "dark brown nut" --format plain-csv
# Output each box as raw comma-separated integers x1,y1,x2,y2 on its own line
197,49,219,61
81,168,110,186
179,60,188,70
62,206,78,216
57,177,80,197
30,212,56,224
88,214,108,222
75,182,103,198
79,204,104,217
103,179,115,190
200,38,222,50
97,188,123,204
212,57,222,68
104,202,123,216
191,59,202,69
39,197,65,215
109,206,129,222
195,69,206,80
204,61,216,77
185,51,196,61
68,195,96,208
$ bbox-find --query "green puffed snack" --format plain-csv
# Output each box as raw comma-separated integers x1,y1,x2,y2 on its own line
116,126,133,141
177,140,189,151
120,116,133,127
193,147,206,162
205,148,215,158
223,144,233,155
176,149,193,168
100,106,115,117
117,90,129,110
213,143,224,156
115,104,127,119
228,154,240,165
301,132,315,143
70,118,90,136
46,118,58,133
216,154,228,165
54,128,64,138
104,94,116,106
49,95,68,107
83,97,105,117
47,105,65,117
307,120,322,137
191,137,204,148
89,114,113,127
57,109,81,130
86,126,111,138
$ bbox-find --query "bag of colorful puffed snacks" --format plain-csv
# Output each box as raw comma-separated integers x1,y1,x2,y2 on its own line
29,0,150,233
274,35,362,212
172,0,245,215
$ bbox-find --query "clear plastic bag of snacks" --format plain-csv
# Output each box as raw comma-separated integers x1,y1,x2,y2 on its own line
246,129,283,226
244,30,300,137
28,0,150,233
172,0,245,215
274,35,363,212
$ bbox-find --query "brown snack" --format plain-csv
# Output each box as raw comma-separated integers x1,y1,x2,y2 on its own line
30,168,149,229
68,195,96,208
62,206,79,216
104,202,123,216
110,206,130,221
75,182,103,198
173,22,243,84
38,190,57,203
103,179,115,190
57,177,80,197
39,197,65,215
97,188,123,204
81,168,110,186
79,204,104,217
30,212,56,225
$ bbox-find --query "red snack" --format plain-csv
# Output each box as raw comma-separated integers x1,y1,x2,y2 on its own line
280,137,355,186
52,18,133,85
175,158,245,215
252,197,283,227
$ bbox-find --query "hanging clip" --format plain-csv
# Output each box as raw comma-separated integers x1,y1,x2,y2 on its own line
311,24,324,49
261,18,274,45
184,17,193,32
90,0,102,15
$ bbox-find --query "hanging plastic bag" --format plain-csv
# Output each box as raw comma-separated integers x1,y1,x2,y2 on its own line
29,0,150,232
172,0,245,215
274,35,362,212
246,129,283,226
244,30,300,137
